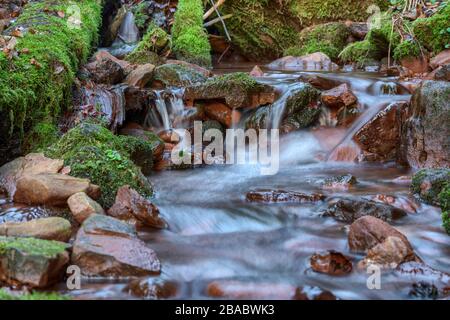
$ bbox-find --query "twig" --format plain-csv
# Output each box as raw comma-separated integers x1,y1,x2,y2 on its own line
203,0,226,20
203,14,233,28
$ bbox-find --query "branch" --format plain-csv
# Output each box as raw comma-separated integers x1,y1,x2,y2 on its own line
203,14,233,28
203,0,226,20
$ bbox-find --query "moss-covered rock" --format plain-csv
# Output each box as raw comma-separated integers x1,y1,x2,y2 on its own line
0,288,69,300
439,184,450,234
218,0,388,60
153,63,208,87
0,236,70,287
45,122,153,208
126,24,169,65
0,0,102,154
411,169,450,206
284,23,351,60
172,0,211,68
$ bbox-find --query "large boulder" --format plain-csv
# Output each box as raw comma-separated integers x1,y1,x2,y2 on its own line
401,81,450,168
107,186,167,229
184,72,277,109
324,198,407,223
0,236,70,288
0,153,64,198
267,53,339,71
13,173,100,206
152,63,208,87
348,216,413,253
71,214,161,277
124,64,155,88
0,217,72,242
68,192,105,224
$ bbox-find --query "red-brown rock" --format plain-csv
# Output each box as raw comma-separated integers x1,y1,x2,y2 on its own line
310,251,353,276
124,63,155,88
85,50,129,84
430,50,450,69
321,84,357,109
107,186,167,229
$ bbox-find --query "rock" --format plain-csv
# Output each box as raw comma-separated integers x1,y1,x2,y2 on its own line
246,190,325,203
434,64,450,81
204,102,240,128
358,236,416,269
346,22,369,40
400,56,429,74
85,50,128,84
370,194,419,214
324,198,407,223
267,52,339,71
298,74,344,90
0,8,10,20
124,86,153,112
246,83,321,131
152,63,208,87
125,278,178,299
249,65,264,77
321,84,357,109
430,50,450,69
71,214,161,277
165,60,212,78
185,72,277,109
401,81,450,168
0,153,64,198
107,186,167,229
13,174,100,207
353,102,407,161
206,280,336,300
119,128,164,163
0,217,72,242
67,192,105,224
411,169,450,206
396,261,450,298
0,236,70,288
322,174,357,190
310,251,353,276
348,216,413,253
124,64,155,88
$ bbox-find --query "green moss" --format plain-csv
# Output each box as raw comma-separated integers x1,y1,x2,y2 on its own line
0,289,69,300
218,0,387,60
439,184,450,235
284,23,350,60
339,40,379,66
0,236,69,259
206,72,264,92
45,122,153,208
126,24,170,65
153,63,208,87
411,169,450,206
413,3,450,53
172,0,211,68
132,1,151,32
393,39,422,61
22,122,60,153
0,0,102,148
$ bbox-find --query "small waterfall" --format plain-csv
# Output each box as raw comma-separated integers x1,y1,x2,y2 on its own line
114,11,139,45
144,89,187,131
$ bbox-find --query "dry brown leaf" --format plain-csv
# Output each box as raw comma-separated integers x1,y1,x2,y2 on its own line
11,29,23,38
57,11,65,18
30,58,42,68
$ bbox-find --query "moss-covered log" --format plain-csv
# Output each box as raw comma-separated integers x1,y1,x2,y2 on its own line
172,0,212,68
0,0,102,162
217,0,388,60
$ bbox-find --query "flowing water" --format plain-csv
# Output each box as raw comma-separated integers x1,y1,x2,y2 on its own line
2,66,448,299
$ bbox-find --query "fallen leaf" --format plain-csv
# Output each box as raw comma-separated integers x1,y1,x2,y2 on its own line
57,11,65,18
20,48,30,54
11,29,23,38
30,58,42,68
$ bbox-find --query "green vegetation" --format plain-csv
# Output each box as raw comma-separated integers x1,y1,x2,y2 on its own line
0,0,102,147
439,185,450,234
22,122,60,153
172,0,211,68
339,40,379,66
0,236,69,258
218,0,387,60
411,169,450,206
126,24,170,65
45,122,154,208
153,63,208,87
284,23,351,60
205,72,264,92
0,289,69,300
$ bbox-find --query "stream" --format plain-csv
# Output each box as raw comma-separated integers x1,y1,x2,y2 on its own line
33,66,447,299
